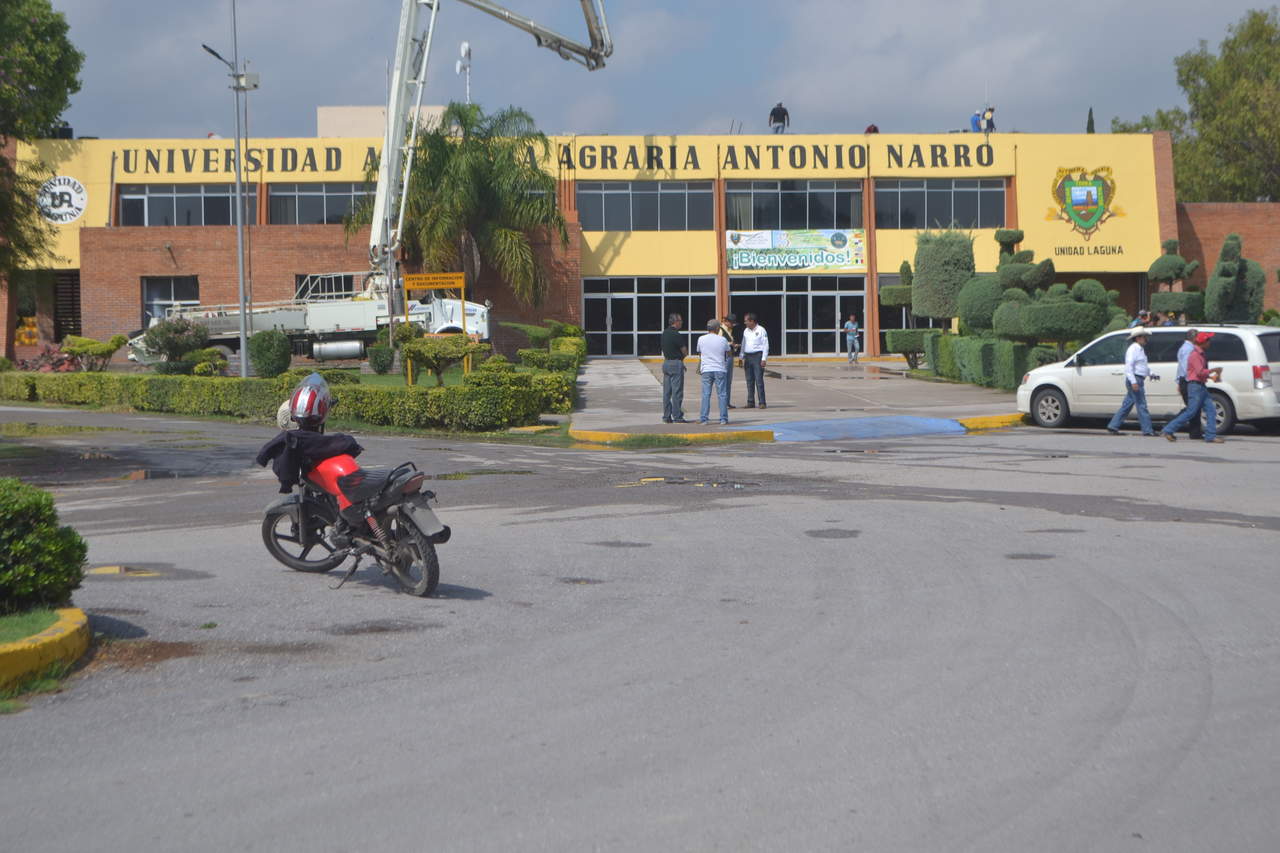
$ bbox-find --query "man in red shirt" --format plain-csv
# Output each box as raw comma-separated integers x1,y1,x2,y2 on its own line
1162,331,1224,443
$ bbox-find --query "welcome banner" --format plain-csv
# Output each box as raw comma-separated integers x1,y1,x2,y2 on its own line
726,229,866,273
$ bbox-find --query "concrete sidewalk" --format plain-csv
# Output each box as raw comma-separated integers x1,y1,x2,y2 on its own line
569,357,1020,440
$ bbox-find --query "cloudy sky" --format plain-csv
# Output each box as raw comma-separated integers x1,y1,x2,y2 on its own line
53,0,1258,140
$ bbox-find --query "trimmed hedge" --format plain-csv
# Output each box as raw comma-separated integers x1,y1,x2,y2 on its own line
0,372,540,431
878,284,913,308
550,335,588,362
950,337,996,386
992,340,1030,390
1150,290,1205,320
1,478,87,613
884,329,929,369
519,348,578,371
530,371,576,413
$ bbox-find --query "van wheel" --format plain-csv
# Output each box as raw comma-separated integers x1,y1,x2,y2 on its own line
1031,387,1069,428
1209,391,1236,435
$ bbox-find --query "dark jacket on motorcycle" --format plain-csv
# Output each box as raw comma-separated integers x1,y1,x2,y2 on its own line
255,430,363,493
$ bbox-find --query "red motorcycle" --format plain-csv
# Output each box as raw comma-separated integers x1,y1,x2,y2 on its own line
255,374,450,596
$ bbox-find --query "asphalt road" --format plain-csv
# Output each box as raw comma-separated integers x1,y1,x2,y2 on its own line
3,407,1280,852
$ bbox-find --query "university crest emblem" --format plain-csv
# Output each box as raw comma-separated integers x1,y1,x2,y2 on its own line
1047,167,1120,240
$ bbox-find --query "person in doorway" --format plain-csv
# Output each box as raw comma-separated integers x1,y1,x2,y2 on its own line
1128,308,1151,328
718,313,739,408
741,313,769,409
1106,327,1158,436
696,318,731,424
1175,328,1203,439
1163,331,1224,443
842,313,860,363
768,102,789,134
661,313,688,424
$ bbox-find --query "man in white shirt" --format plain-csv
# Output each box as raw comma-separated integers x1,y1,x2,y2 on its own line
696,318,731,424
1106,326,1158,436
740,313,769,409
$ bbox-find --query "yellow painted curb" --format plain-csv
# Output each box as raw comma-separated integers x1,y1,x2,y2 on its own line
0,607,89,689
957,413,1027,432
507,425,558,434
568,427,774,445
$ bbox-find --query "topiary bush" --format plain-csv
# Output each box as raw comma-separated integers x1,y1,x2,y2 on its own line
247,329,292,378
518,348,578,371
501,322,553,349
143,318,209,363
367,345,393,375
956,274,1003,331
0,478,87,613
951,337,996,386
1149,290,1205,321
885,329,928,369
878,285,913,308
60,334,128,371
1204,233,1266,323
992,340,1030,390
1148,239,1200,290
477,354,514,372
182,347,228,376
911,229,975,321
1022,281,1110,358
545,320,584,339
550,335,587,363
400,335,490,386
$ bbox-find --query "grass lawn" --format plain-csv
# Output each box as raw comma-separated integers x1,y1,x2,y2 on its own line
0,608,58,644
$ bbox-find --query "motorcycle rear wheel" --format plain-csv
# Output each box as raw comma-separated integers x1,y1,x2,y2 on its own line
390,520,439,597
262,509,347,573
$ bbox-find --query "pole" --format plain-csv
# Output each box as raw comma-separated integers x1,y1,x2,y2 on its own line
231,0,249,377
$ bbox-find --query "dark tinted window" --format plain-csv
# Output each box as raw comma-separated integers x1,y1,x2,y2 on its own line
1204,333,1247,362
1146,332,1184,362
1258,332,1280,361
1076,334,1127,366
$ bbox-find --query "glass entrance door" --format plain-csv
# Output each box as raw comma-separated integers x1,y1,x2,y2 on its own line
583,293,635,356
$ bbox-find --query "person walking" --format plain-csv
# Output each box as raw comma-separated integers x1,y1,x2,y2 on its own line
1162,331,1224,443
741,312,769,409
842,313,860,363
696,318,731,424
1106,327,1158,436
719,313,739,408
1175,328,1202,439
768,102,789,134
661,313,688,424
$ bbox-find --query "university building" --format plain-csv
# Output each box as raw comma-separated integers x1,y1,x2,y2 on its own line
6,126,1278,362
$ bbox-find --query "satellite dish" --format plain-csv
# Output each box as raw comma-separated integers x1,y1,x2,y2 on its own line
460,41,471,60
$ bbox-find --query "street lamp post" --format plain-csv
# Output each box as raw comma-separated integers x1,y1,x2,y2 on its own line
201,42,258,377
456,42,472,105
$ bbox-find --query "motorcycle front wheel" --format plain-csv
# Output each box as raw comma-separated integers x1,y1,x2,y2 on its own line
262,509,347,573
390,519,439,597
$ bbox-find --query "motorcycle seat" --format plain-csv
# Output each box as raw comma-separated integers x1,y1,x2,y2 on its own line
337,468,393,502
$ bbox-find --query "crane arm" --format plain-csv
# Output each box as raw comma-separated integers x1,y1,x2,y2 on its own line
455,0,613,71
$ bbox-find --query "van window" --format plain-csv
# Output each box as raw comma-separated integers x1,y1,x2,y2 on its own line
1145,331,1184,362
1258,332,1280,361
1075,334,1127,366
1204,333,1247,362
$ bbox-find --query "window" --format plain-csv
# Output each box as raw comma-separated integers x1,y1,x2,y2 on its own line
141,276,199,327
582,276,715,355
576,181,713,231
1258,332,1280,361
295,273,357,300
1075,334,1128,366
727,179,862,231
727,275,865,355
119,184,257,227
1146,332,1185,362
1205,333,1247,362
873,178,1004,229
268,182,373,225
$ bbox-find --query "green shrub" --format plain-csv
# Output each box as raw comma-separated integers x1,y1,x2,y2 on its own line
500,322,553,349
550,336,588,362
1022,281,1109,357
992,340,1030,390
477,354,514,372
463,371,533,389
956,274,1003,331
1149,291,1205,320
935,333,958,378
182,347,228,376
950,337,996,386
60,334,127,371
994,228,1024,258
276,368,358,393
992,289,1037,344
1148,239,1200,286
0,357,12,373
518,348,578,371
1030,346,1060,366
912,229,975,320
884,329,929,370
1205,233,1266,323
878,285,913,308
154,360,195,375
401,335,490,386
530,370,576,413
143,318,209,363
0,478,87,614
545,320,584,339
997,258,1056,292
923,330,942,373
899,259,913,287
0,373,35,401
247,329,292,378
367,345,393,375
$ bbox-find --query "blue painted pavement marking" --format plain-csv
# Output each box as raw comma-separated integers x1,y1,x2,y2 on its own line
757,416,967,442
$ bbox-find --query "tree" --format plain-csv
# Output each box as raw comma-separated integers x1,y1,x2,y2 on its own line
1086,107,1095,134
401,335,490,386
1112,9,1280,201
911,230,974,320
1204,233,1266,322
353,102,566,305
1,1,83,297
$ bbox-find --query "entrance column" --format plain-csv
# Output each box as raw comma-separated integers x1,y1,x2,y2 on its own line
714,176,728,318
863,177,879,358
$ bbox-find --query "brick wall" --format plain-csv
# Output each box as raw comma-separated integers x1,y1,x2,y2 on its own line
1152,132,1179,244
1177,203,1280,312
78,224,372,347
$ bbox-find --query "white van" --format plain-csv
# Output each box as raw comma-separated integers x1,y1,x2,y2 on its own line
1016,325,1280,434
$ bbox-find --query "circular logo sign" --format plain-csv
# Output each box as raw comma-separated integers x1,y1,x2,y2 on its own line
37,175,88,224
830,232,848,249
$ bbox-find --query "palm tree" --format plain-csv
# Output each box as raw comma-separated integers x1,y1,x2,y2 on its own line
352,102,566,305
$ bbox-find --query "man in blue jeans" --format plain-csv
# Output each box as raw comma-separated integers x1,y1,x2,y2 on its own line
1106,326,1158,436
1162,331,1224,443
696,318,731,424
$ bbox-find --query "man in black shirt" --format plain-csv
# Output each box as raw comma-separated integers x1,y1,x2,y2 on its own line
769,102,789,134
661,313,688,423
